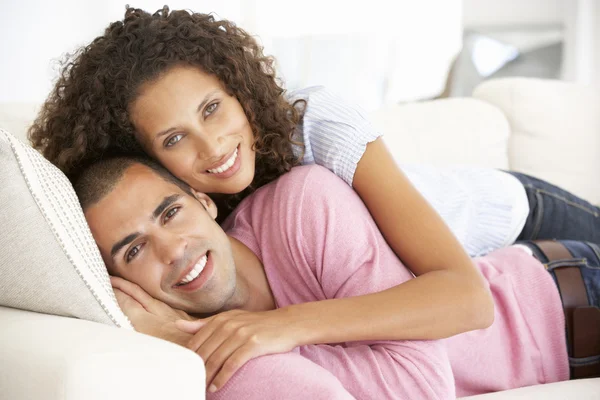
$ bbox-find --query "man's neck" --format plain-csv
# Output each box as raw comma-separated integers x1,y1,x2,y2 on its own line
229,236,276,312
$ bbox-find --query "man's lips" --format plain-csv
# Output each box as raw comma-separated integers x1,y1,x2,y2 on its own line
173,252,207,287
173,252,214,292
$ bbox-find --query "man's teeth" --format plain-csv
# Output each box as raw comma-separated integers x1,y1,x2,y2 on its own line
207,148,238,174
178,254,208,285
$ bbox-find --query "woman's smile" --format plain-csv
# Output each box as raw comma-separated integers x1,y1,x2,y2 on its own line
131,65,256,195
202,144,242,179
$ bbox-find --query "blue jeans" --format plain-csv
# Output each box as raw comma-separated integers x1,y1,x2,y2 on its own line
518,240,600,376
507,172,600,243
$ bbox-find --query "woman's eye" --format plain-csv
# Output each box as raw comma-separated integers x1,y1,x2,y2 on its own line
165,134,183,148
204,102,218,117
126,244,142,263
164,206,180,223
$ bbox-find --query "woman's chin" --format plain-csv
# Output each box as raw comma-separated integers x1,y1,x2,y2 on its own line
221,173,253,194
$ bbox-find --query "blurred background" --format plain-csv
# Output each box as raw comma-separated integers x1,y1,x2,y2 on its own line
1,0,599,111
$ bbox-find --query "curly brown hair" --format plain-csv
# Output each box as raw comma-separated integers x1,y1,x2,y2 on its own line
28,5,304,217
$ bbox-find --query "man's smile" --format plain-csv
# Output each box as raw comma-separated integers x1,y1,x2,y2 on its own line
173,251,215,292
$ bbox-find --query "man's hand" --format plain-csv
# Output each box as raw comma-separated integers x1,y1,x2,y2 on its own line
175,308,302,392
111,276,194,347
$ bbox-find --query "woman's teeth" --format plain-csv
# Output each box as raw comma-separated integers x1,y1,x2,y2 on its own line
177,254,208,286
207,148,238,174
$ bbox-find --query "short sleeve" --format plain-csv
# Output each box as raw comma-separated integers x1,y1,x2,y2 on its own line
224,166,455,399
293,166,455,399
288,87,383,186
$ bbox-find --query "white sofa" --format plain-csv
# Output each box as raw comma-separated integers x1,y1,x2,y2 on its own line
1,77,599,399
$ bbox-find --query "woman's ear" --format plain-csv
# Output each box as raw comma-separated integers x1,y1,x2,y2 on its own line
191,189,218,220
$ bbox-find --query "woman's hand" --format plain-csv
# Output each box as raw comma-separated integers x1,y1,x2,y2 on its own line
176,308,303,392
111,276,194,346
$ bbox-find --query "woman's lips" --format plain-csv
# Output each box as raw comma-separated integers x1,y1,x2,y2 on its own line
205,144,242,179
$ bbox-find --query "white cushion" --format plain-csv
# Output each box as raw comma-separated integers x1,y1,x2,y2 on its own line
474,78,600,205
370,97,511,170
0,129,131,327
459,377,600,399
0,306,204,400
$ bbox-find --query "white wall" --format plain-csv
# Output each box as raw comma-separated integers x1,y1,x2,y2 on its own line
0,1,463,109
463,0,600,89
463,0,565,28
0,1,246,103
562,0,600,88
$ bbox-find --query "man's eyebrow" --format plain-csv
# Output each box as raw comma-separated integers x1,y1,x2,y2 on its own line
153,89,221,142
109,194,182,260
153,194,182,221
110,232,140,259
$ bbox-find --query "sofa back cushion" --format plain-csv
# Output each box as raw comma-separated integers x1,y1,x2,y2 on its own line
474,78,600,205
370,97,511,170
0,129,131,327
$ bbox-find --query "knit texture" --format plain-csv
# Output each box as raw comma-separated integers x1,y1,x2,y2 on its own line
219,165,567,398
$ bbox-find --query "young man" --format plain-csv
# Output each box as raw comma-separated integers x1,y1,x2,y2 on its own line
76,156,599,399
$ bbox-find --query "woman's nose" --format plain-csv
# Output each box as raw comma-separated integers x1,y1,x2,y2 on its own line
192,129,226,161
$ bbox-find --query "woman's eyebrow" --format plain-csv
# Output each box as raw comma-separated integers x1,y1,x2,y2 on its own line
155,127,177,141
195,89,221,114
152,89,221,144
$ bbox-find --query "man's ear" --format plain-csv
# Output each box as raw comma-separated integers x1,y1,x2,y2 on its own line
191,189,218,220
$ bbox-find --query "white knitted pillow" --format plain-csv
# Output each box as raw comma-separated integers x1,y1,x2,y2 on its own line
0,128,131,328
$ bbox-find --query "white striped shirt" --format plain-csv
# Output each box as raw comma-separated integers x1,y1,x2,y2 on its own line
287,86,529,257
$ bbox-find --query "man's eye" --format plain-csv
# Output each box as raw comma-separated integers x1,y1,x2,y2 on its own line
126,244,142,263
204,102,218,117
164,134,183,148
164,206,180,223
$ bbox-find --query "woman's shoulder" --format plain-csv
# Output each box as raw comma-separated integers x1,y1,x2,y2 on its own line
286,86,366,120
284,85,328,103
287,86,374,130
287,86,382,185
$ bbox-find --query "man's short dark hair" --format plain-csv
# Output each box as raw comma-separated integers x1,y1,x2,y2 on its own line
73,156,193,211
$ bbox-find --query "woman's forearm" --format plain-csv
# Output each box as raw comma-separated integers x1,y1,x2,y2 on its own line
318,137,495,344
286,267,494,345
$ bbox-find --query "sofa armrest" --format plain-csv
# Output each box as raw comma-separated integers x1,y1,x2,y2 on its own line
0,306,206,400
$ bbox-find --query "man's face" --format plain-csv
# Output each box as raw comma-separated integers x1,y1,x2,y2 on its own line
84,164,237,314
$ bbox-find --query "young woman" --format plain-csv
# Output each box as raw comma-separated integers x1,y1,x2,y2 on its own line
29,5,600,389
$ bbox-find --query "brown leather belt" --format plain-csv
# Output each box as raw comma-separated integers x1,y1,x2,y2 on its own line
533,240,600,379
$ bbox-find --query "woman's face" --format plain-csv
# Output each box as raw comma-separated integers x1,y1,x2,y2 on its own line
130,65,256,194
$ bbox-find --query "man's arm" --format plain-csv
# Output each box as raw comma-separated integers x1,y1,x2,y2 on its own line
299,341,454,399
277,165,456,399
113,277,356,400
208,351,355,400
111,277,354,400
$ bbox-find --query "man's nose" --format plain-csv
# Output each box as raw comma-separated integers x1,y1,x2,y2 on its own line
155,231,187,266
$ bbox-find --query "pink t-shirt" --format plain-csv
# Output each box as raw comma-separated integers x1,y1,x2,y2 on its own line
214,165,568,399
